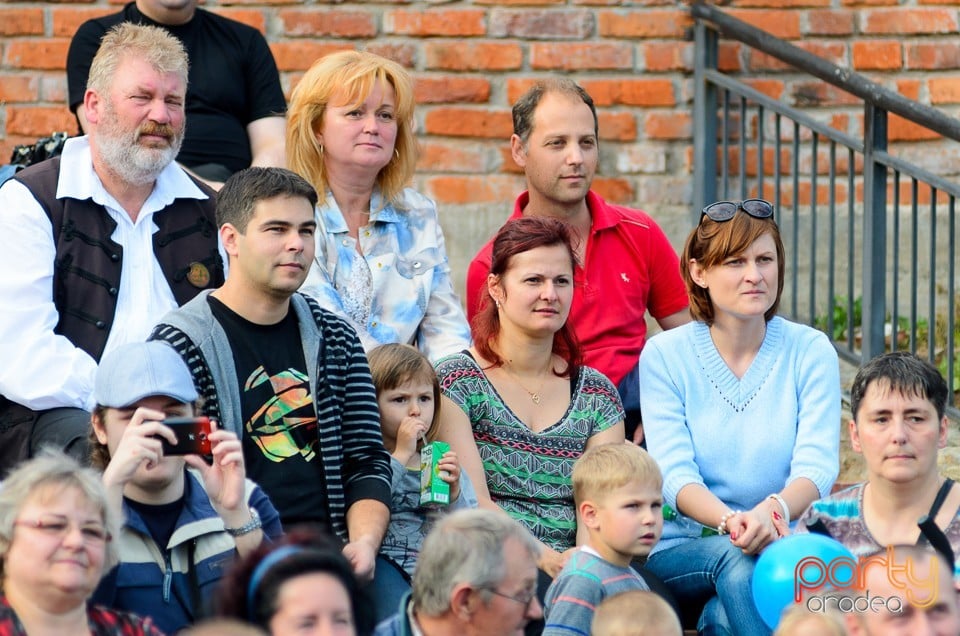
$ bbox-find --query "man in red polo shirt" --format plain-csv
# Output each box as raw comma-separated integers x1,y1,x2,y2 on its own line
466,78,689,443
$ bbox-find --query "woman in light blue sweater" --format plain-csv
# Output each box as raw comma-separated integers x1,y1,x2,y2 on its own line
639,200,840,635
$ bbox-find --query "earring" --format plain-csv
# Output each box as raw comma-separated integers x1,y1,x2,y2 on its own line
495,299,501,309
394,148,400,160
318,143,323,157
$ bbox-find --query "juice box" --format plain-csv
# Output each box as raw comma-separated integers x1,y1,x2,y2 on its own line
420,440,451,507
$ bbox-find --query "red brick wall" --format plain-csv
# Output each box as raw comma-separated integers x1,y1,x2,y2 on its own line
3,1,959,279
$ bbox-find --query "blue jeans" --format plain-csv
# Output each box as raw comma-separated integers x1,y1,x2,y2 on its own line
646,535,771,636
368,556,411,625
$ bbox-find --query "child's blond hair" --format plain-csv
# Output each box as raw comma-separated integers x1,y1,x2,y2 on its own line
773,603,845,636
367,343,442,442
591,590,681,636
573,443,662,506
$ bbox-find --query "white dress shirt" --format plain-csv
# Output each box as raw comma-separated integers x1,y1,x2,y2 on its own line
0,136,209,411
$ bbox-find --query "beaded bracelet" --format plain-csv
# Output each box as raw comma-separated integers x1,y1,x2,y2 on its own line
717,510,740,535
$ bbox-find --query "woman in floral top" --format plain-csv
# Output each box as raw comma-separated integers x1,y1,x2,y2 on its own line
287,50,470,363
435,217,625,580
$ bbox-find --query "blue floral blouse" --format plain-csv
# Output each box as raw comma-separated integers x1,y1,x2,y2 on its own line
301,187,471,362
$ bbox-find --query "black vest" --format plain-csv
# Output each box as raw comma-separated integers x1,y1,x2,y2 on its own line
13,157,224,362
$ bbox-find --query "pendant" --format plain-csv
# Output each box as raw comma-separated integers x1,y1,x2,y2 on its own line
530,393,541,405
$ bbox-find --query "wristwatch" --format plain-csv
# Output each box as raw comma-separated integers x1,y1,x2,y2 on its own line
224,507,262,537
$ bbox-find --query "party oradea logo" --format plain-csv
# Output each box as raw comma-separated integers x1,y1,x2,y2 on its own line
794,545,939,614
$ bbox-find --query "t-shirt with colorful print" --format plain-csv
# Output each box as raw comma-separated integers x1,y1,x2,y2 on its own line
797,482,960,583
209,296,328,527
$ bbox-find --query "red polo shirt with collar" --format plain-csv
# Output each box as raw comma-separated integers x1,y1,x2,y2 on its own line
465,190,689,386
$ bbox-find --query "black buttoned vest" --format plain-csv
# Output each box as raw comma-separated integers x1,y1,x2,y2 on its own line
13,157,224,362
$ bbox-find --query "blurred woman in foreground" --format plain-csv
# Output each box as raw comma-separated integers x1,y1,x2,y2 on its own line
0,452,162,635
216,529,374,636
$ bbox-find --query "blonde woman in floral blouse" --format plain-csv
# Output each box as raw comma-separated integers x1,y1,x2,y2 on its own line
287,51,470,362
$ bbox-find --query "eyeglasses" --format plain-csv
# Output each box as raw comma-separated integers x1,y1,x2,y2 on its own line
13,515,111,545
484,586,538,608
700,199,774,223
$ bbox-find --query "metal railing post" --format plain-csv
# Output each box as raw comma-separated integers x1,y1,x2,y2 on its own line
862,104,888,362
693,21,718,220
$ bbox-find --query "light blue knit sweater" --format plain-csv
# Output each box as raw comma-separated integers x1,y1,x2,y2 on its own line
639,316,840,552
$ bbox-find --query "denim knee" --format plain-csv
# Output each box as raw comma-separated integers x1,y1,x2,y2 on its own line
712,541,756,589
698,596,733,636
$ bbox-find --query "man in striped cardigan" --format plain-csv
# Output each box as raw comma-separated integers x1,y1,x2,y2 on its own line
151,167,391,586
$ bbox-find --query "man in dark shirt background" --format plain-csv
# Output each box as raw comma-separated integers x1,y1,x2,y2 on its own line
67,0,288,189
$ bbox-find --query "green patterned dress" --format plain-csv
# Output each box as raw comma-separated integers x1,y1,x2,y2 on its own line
436,352,624,551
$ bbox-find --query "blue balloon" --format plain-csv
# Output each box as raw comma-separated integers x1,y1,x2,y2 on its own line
752,533,856,629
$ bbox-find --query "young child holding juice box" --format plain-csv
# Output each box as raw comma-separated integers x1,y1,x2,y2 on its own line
368,344,477,615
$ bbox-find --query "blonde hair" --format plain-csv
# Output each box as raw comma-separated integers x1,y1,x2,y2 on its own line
287,50,416,208
592,590,681,636
773,604,845,636
573,443,662,506
367,343,441,442
87,22,188,96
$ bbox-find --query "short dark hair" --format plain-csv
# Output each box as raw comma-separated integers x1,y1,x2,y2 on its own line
850,351,949,421
512,78,598,145
216,167,318,233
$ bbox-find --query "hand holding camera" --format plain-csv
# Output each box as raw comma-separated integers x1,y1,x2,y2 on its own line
101,407,248,518
100,406,196,491
99,406,252,536
182,426,249,517
102,409,213,483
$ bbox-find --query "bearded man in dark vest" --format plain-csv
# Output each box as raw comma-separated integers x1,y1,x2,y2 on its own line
0,22,223,472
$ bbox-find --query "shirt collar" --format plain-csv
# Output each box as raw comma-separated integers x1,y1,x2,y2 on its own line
319,187,403,232
584,190,619,232
370,189,404,223
407,599,426,636
512,190,618,233
56,135,208,209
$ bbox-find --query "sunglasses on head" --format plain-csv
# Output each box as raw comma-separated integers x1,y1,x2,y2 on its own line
700,199,774,223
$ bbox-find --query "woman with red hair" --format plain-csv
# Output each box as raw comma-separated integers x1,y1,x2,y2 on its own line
436,216,625,579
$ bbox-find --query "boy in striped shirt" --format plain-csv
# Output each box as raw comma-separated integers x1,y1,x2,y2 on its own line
544,443,665,636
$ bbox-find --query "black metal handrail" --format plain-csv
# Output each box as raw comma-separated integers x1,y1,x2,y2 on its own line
690,3,960,143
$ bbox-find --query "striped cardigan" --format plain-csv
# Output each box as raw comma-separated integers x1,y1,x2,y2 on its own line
150,291,391,540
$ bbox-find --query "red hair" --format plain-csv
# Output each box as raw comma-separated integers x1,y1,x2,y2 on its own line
471,216,583,375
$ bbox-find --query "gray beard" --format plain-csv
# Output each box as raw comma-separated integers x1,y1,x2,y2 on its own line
95,127,184,187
